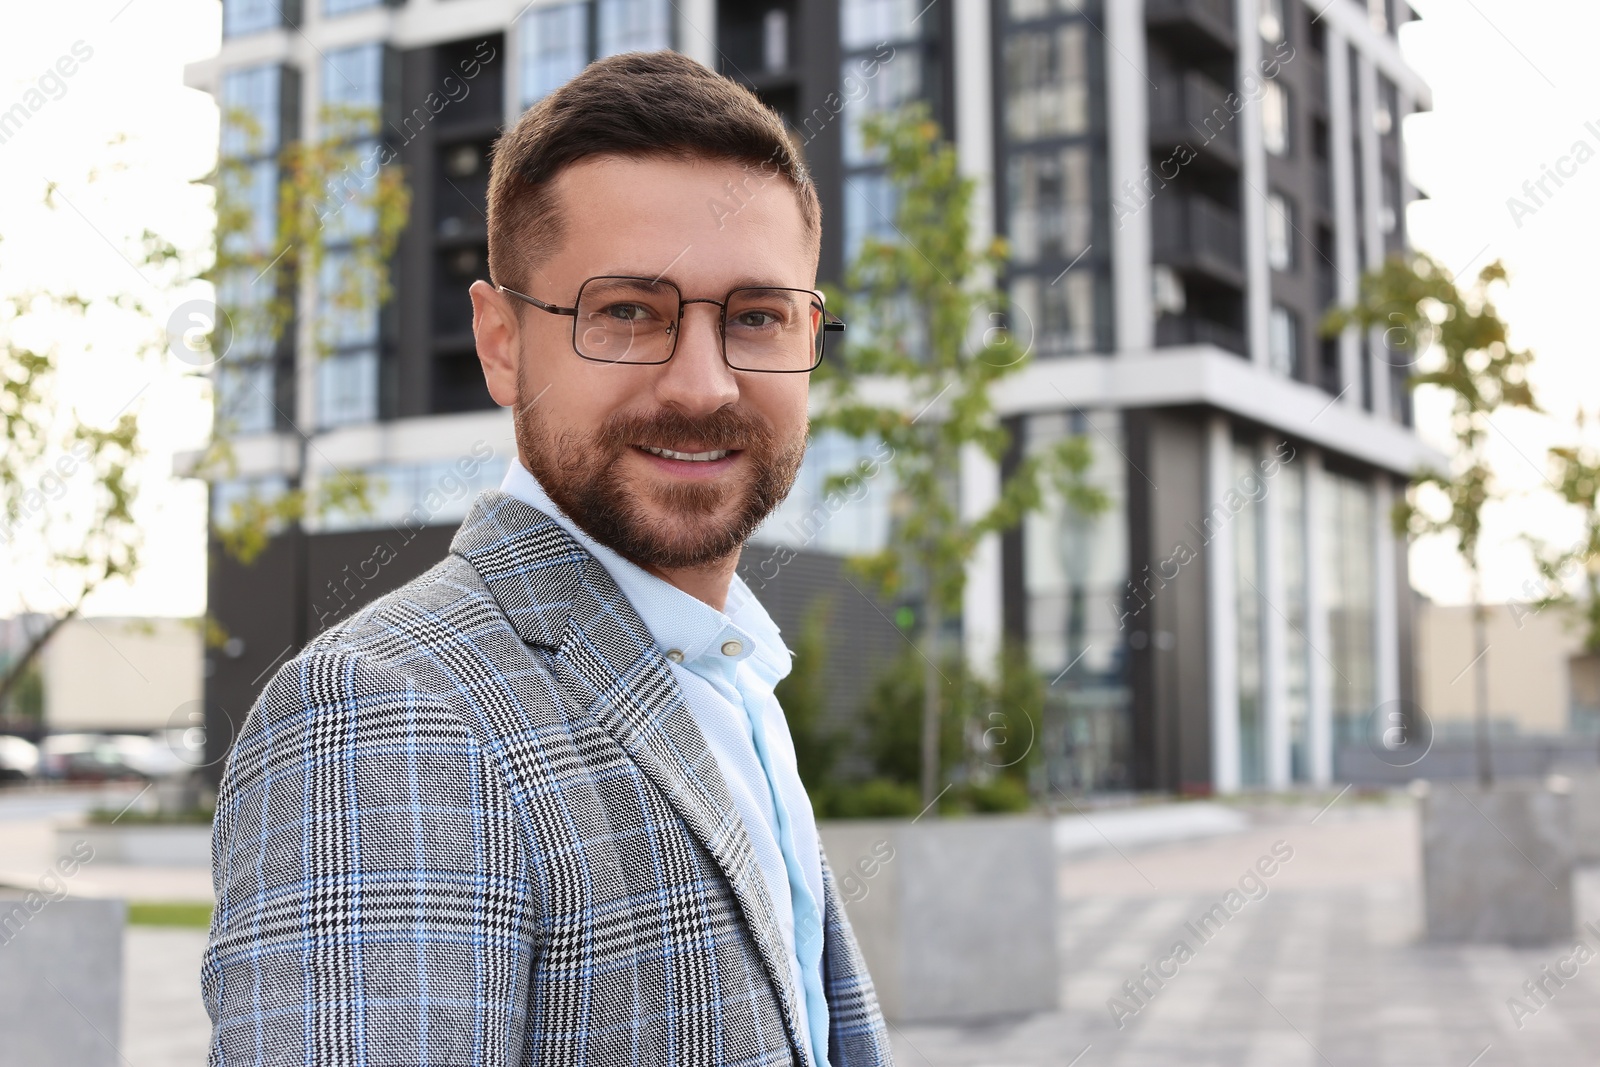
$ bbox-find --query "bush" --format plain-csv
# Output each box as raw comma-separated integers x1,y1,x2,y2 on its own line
818,778,924,819
959,775,1033,814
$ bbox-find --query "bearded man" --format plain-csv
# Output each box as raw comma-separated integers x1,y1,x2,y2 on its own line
202,49,892,1067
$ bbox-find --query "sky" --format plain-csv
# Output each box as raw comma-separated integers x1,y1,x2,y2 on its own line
1,0,1598,620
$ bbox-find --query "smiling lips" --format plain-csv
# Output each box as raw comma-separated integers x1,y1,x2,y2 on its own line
639,445,735,462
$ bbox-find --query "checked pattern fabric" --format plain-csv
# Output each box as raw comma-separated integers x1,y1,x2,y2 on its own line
201,490,895,1067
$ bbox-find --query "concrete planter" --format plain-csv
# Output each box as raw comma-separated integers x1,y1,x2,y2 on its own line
1419,777,1574,945
817,814,1057,1025
0,894,124,1067
57,824,212,867
1566,772,1600,864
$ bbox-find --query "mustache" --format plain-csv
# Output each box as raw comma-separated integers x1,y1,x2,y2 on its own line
595,406,778,453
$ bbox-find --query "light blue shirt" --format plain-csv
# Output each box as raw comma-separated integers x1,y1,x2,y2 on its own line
499,461,831,1067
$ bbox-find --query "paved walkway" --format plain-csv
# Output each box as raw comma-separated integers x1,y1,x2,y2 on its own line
891,799,1600,1067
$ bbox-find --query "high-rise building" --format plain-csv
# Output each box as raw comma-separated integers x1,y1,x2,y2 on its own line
186,0,1435,794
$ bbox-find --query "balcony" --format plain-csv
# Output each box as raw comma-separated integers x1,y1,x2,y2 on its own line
1148,69,1239,168
1154,314,1247,356
1151,193,1244,289
1146,0,1236,53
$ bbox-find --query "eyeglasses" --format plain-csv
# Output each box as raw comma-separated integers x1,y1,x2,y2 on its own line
496,275,844,373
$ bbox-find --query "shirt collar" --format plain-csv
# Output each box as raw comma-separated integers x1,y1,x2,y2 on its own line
498,460,790,682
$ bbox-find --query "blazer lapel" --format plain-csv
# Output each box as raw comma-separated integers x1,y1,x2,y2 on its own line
451,490,815,1067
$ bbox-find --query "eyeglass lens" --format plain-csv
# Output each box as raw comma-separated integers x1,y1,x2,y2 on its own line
573,277,824,370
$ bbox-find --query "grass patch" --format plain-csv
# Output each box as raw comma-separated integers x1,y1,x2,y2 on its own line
127,901,214,928
87,805,215,826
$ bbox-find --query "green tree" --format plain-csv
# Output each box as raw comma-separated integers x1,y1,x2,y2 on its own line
199,103,410,570
1324,252,1539,788
816,103,1106,808
0,164,171,709
1527,417,1600,653
773,598,843,792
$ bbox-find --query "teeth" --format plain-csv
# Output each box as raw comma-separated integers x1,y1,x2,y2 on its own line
641,446,731,462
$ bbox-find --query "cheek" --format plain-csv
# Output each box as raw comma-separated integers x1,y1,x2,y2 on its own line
744,377,810,440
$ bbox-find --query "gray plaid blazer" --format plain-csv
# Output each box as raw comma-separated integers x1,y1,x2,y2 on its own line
202,490,894,1067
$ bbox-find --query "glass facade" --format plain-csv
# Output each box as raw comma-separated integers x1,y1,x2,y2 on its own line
1232,443,1267,787
1323,469,1376,753
1000,4,1104,354
1023,410,1130,792
1279,458,1311,782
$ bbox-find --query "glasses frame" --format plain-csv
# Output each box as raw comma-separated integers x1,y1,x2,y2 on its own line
496,275,845,373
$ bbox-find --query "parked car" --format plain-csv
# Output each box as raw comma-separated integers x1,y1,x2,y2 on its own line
0,735,40,781
38,732,174,781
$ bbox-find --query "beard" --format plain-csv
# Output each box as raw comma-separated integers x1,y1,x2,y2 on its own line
513,372,807,571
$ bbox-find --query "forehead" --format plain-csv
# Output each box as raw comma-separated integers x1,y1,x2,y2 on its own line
541,154,816,291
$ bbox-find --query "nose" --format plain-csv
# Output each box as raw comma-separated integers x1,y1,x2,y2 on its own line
653,301,739,416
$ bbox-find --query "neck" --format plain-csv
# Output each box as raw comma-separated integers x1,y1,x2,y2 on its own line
643,554,739,612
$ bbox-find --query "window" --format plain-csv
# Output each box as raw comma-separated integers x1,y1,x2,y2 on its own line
841,53,923,165
1323,471,1375,750
318,252,380,349
1020,408,1131,793
1279,458,1311,781
1265,191,1295,271
843,172,897,265
518,0,670,106
521,3,589,106
1009,271,1095,355
841,0,920,49
223,0,292,37
323,42,385,137
1233,442,1267,787
317,349,379,428
214,360,278,436
1259,0,1286,43
1005,23,1089,141
220,65,286,156
326,0,382,14
1268,304,1300,378
1261,80,1290,156
1007,146,1092,265
316,51,385,430
1009,0,1088,18
597,0,672,57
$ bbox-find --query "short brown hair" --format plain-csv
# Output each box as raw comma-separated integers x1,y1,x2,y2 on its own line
486,50,820,295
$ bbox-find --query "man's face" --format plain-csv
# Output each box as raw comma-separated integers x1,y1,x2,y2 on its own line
472,154,816,572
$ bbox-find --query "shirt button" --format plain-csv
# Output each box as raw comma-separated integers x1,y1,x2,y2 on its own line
666,649,684,663
720,639,743,657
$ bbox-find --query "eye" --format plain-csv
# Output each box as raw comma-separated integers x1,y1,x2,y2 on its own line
603,302,653,322
731,308,782,330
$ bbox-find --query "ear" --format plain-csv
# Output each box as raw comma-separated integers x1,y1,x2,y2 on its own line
470,280,521,407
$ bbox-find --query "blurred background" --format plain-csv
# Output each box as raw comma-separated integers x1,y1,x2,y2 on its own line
2,0,1599,1064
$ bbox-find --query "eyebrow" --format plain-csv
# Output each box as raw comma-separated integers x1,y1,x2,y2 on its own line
596,270,809,293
